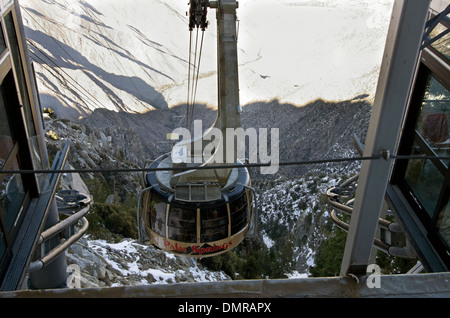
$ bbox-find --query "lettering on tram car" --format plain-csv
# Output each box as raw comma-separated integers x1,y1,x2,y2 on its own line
163,239,233,256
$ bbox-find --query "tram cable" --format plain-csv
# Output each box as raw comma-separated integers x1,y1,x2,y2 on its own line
191,30,205,124
2,154,450,175
186,30,193,129
186,3,208,132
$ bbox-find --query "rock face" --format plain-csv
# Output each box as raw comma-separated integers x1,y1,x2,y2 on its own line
43,113,156,202
66,238,231,288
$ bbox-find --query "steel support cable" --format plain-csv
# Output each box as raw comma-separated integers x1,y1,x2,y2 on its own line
186,30,193,129
186,27,206,132
190,28,200,106
191,30,205,123
188,28,200,132
186,29,197,130
0,154,383,174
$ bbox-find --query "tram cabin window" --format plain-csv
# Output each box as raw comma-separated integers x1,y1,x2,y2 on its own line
168,206,196,243
148,193,167,236
201,205,228,242
230,193,249,235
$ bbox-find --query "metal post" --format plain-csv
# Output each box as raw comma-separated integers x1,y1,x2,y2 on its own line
178,0,241,185
340,0,431,276
213,0,241,131
213,0,241,182
29,201,68,289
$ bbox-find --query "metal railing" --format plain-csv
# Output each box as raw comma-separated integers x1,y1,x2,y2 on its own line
326,175,416,259
28,191,91,273
28,208,89,273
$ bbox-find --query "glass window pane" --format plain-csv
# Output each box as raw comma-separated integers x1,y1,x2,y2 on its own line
167,206,196,243
1,162,26,234
0,139,13,171
148,193,166,237
430,22,450,62
0,229,6,261
0,82,14,170
405,144,444,216
436,197,450,249
230,193,249,235
418,75,450,166
201,206,228,242
4,13,36,137
0,23,6,56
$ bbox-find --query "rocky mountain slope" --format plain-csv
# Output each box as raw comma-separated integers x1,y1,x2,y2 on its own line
67,237,230,288
45,108,359,286
23,0,384,179
21,0,394,286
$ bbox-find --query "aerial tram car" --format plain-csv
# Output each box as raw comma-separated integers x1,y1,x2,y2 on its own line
137,0,255,258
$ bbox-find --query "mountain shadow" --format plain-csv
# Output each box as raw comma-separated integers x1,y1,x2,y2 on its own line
25,27,168,114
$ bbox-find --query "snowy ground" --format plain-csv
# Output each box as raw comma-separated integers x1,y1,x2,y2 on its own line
67,237,231,287
21,0,394,120
88,239,229,285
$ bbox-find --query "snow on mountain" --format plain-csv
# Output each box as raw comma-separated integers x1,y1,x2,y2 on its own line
237,0,393,106
21,0,393,121
89,239,229,284
21,0,202,119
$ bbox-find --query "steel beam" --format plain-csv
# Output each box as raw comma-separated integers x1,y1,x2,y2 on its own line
2,272,450,298
340,0,431,276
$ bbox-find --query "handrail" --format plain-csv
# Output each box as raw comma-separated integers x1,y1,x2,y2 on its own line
326,175,414,258
26,141,91,274
327,193,392,230
330,209,390,253
243,185,258,238
37,206,90,244
28,216,89,273
332,135,417,259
